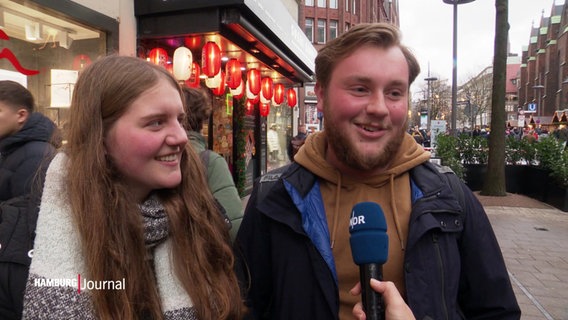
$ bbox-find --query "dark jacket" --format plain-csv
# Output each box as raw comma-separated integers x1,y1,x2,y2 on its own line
0,112,57,319
0,112,58,202
235,162,520,320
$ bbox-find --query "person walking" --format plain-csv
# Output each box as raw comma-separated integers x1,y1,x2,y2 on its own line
182,86,244,242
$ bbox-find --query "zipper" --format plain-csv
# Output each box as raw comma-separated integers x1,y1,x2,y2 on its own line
432,233,449,320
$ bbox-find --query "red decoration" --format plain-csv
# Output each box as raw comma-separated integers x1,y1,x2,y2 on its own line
273,83,285,105
261,77,273,100
184,36,201,50
245,99,255,115
211,71,226,96
247,68,261,95
72,54,92,71
225,59,242,89
231,80,245,99
202,41,221,78
259,103,270,117
287,88,297,107
252,92,260,104
148,48,168,67
185,62,201,88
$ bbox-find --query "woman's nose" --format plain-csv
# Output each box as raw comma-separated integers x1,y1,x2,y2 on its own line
167,121,188,146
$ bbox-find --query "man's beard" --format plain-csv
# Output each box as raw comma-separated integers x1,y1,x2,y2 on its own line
324,103,406,171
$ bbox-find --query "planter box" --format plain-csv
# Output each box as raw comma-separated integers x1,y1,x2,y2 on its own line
464,164,525,193
545,184,568,212
464,164,486,191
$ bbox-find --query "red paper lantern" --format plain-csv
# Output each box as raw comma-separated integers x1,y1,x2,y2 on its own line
230,80,244,99
247,68,261,95
259,103,270,117
201,41,221,78
185,62,201,88
184,36,201,50
261,77,273,100
287,88,297,107
252,92,260,104
245,99,255,115
148,48,168,67
211,71,226,96
225,59,242,89
273,83,285,105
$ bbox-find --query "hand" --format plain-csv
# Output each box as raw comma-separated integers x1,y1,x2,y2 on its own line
351,279,415,320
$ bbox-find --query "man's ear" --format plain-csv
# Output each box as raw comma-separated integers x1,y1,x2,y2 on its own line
315,82,324,112
16,108,30,125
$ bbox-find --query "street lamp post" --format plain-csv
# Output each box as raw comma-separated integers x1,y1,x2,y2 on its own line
443,0,476,135
425,76,438,131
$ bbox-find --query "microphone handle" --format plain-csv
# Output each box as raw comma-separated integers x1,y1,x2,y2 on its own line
360,263,385,320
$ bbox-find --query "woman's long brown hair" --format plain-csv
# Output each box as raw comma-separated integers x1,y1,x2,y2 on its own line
65,55,244,319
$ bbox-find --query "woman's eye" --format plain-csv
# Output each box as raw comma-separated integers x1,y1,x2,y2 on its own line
148,120,163,127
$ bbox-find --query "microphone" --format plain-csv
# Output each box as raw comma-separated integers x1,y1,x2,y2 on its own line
349,202,388,320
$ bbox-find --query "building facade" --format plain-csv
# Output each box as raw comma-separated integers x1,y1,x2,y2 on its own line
518,1,567,126
0,0,316,196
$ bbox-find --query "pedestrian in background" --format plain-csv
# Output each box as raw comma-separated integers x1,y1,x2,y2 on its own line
22,55,245,319
182,86,244,242
234,23,520,319
287,124,307,162
0,80,59,320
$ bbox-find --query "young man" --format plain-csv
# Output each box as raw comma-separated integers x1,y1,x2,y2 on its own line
235,23,520,319
0,80,59,319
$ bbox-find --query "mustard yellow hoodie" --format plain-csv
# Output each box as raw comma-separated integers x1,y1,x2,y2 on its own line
295,131,431,319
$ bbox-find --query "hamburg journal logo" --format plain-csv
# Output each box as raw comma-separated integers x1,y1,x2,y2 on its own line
33,274,125,293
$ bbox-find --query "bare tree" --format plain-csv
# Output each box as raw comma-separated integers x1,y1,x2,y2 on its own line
481,0,508,196
461,69,492,128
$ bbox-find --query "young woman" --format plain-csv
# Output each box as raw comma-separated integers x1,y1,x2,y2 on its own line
23,55,245,319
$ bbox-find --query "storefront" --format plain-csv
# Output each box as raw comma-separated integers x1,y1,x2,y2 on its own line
134,0,316,196
0,0,118,137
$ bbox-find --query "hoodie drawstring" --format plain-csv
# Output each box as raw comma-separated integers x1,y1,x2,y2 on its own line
330,173,342,249
389,173,405,251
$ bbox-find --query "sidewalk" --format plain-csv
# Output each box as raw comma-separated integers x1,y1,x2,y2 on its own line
480,194,568,320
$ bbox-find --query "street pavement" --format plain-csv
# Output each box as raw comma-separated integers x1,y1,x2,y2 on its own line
484,205,568,320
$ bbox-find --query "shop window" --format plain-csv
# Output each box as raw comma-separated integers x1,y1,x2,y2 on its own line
211,95,234,172
305,18,314,43
317,19,326,44
0,0,106,138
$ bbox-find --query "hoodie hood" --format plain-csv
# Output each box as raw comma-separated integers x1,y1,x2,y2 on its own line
0,112,58,153
294,131,430,312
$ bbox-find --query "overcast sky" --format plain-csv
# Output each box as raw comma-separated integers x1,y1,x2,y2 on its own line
399,0,560,96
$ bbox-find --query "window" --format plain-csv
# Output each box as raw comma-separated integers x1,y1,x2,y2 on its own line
330,0,338,9
305,0,314,6
346,0,349,12
305,18,314,43
352,0,357,13
330,20,338,40
317,19,326,43
317,0,326,8
345,23,350,32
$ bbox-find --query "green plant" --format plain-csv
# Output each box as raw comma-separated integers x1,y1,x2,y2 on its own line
505,136,523,165
435,134,464,180
535,136,564,170
550,148,568,188
458,134,488,165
